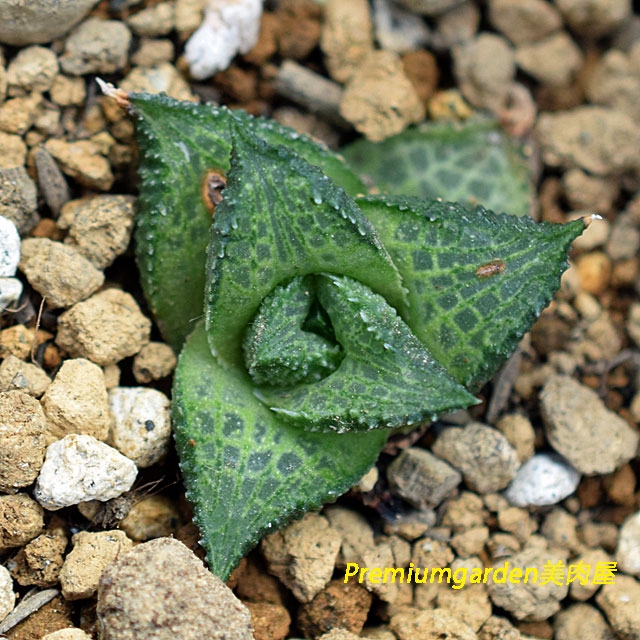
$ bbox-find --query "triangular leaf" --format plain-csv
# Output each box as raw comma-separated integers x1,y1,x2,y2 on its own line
205,119,407,368
356,196,584,388
173,323,387,580
342,118,534,217
130,92,367,350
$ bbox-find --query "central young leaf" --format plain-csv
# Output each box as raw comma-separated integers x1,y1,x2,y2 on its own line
205,118,407,369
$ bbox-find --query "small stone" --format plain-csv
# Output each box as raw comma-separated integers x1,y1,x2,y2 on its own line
97,537,253,639
442,491,485,532
41,630,93,640
606,207,640,261
9,528,67,587
382,507,436,540
0,324,34,360
488,0,562,44
0,0,100,46
540,375,639,475
595,575,640,639
569,548,612,601
387,447,461,509
56,289,152,366
340,50,425,142
563,169,619,216
0,132,27,169
555,0,631,38
395,0,467,15
184,0,262,80
41,358,110,442
495,414,535,462
628,302,640,347
317,630,361,640
127,2,175,37
261,513,341,603
57,195,136,270
586,50,640,123
390,609,476,640
131,39,176,67
497,506,538,544
60,530,133,600
536,106,640,176
6,46,58,96
436,582,492,632
297,580,371,637
32,151,69,220
0,167,38,234
50,74,86,107
0,216,20,278
515,33,583,87
60,18,132,75
34,434,137,510
132,342,177,384
0,92,42,135
555,603,614,640
0,493,44,551
431,1,480,50
175,0,207,37
616,511,640,576
504,453,581,507
540,508,579,552
19,238,104,309
119,62,195,102
401,50,439,106
108,387,171,468
453,32,515,112
0,276,23,314
373,0,430,54
478,616,520,640
44,138,114,191
574,251,611,296
487,547,569,621
0,390,47,492
245,601,290,640
119,495,180,541
0,355,50,397
324,506,375,568
432,422,521,494
451,526,490,557
321,0,373,83
0,564,14,624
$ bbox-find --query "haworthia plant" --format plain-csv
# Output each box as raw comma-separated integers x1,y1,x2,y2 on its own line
127,91,583,580
342,118,535,218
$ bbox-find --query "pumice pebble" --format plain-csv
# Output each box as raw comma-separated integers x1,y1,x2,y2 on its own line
34,434,137,510
184,0,262,79
504,453,580,507
108,387,171,468
0,216,20,277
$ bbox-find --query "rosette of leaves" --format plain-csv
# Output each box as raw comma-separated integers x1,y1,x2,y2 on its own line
128,92,582,580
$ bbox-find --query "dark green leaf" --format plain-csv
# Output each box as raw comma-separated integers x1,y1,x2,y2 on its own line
130,92,367,350
173,322,387,580
357,195,584,388
205,119,407,369
342,118,534,217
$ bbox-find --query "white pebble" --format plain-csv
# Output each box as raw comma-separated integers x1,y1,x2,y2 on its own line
616,511,640,576
0,564,15,624
373,0,430,53
504,453,580,507
34,434,137,510
108,387,171,468
0,277,23,312
184,0,262,80
0,216,20,277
